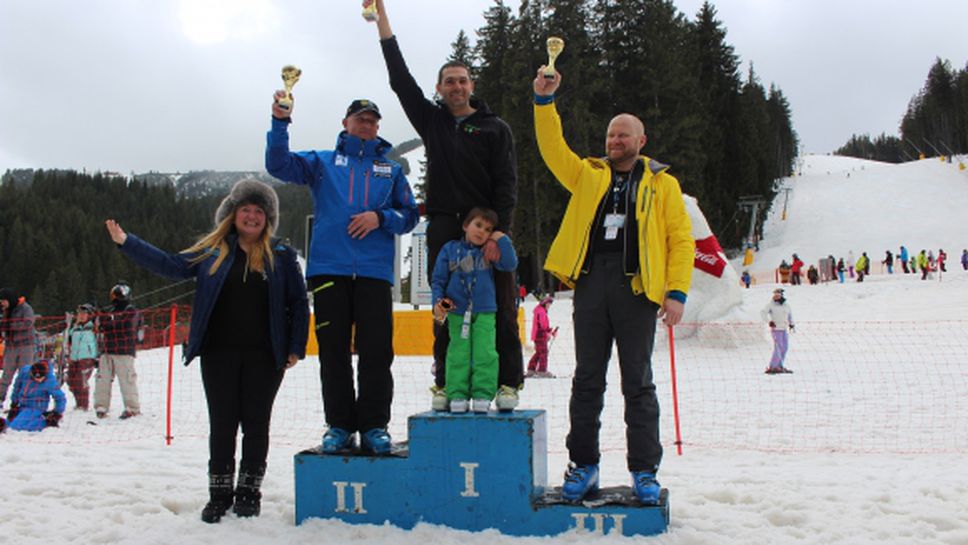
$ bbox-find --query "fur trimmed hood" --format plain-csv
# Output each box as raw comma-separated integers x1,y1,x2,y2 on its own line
215,179,280,231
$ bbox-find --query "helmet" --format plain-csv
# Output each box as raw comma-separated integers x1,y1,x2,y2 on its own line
77,303,95,314
110,282,131,301
31,360,49,379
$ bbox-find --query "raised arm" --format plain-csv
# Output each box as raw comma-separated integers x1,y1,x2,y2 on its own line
105,220,196,281
533,68,585,194
366,0,392,40
368,0,436,135
265,91,318,185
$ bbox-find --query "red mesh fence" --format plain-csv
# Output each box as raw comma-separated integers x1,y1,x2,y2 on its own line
6,309,968,455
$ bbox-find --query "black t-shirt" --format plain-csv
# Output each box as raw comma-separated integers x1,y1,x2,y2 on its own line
203,245,271,353
585,161,643,274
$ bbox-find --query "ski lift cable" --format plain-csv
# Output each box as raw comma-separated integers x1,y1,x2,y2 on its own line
129,278,194,303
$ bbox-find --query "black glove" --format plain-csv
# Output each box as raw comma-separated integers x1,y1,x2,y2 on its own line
768,321,776,328
7,403,19,422
789,324,795,332
43,411,62,428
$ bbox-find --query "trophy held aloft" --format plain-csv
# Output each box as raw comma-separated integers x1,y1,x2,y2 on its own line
278,65,302,111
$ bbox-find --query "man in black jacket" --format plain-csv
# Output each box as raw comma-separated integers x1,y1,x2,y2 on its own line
367,0,522,411
94,282,144,419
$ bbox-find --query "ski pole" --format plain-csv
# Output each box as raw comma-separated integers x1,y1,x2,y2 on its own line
668,324,683,456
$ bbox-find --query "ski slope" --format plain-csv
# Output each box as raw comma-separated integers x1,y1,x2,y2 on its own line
750,154,968,276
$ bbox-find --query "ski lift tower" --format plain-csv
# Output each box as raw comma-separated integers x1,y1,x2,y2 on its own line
737,195,767,250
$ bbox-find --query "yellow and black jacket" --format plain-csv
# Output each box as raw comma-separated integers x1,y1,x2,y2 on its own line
534,101,694,305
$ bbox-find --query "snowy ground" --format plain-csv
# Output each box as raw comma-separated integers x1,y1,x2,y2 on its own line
3,155,968,544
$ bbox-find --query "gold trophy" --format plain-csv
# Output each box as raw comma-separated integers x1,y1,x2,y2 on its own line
544,37,564,79
278,65,302,111
362,1,379,22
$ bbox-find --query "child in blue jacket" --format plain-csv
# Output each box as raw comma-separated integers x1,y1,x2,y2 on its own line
66,303,99,410
431,207,518,413
7,360,66,431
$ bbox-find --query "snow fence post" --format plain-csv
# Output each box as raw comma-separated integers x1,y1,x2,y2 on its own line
165,304,177,445
668,325,683,456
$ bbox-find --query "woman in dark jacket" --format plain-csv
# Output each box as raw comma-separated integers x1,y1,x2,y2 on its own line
105,179,309,523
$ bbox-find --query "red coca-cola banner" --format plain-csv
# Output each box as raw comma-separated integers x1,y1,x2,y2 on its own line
694,235,727,278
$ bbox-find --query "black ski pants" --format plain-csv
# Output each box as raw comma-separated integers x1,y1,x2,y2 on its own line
200,348,284,474
566,253,662,473
426,215,523,390
310,275,393,433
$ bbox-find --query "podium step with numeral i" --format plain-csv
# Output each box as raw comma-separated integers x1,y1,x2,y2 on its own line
294,410,669,536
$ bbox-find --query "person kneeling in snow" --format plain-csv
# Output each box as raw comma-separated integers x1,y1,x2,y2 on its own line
6,360,66,431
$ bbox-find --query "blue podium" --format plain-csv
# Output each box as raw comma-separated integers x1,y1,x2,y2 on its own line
294,410,669,536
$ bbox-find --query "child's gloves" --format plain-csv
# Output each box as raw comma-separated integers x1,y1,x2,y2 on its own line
768,321,776,329
43,411,62,428
7,403,20,422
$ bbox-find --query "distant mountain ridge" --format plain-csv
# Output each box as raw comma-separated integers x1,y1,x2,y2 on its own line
2,137,422,199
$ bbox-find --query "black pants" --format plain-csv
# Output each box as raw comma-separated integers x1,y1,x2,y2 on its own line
310,275,393,433
566,253,662,472
426,215,523,389
200,348,284,474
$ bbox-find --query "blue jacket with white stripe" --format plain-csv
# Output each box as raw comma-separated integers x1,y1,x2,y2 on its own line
265,121,419,284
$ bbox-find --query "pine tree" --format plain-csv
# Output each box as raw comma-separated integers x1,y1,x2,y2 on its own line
690,1,740,240
447,29,477,70
901,58,964,157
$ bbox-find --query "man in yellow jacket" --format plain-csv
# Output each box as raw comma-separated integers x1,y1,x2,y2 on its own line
533,68,694,504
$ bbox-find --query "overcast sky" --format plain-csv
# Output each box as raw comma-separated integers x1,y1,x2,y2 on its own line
1,0,966,174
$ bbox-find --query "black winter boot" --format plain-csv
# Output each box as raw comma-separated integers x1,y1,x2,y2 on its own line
233,466,265,518
200,472,235,523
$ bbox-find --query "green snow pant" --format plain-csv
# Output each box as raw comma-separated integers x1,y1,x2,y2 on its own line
445,312,498,401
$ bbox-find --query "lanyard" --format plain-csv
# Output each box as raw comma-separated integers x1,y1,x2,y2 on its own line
612,170,632,213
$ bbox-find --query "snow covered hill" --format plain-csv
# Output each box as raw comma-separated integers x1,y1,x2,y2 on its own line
748,154,968,275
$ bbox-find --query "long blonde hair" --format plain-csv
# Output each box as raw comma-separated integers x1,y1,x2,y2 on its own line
183,212,276,275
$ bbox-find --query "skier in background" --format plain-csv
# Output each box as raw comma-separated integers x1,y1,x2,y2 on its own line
790,254,804,285
0,288,37,410
66,303,98,411
94,282,143,420
526,295,557,378
855,252,869,282
741,270,752,288
6,360,66,431
761,289,794,374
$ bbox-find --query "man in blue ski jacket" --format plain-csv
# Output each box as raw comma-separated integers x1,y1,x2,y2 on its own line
265,94,418,455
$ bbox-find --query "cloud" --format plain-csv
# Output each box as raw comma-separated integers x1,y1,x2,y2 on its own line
177,0,281,45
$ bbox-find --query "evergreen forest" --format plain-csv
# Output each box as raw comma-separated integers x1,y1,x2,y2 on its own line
836,57,968,163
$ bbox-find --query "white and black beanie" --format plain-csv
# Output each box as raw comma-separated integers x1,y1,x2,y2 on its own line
215,179,280,231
